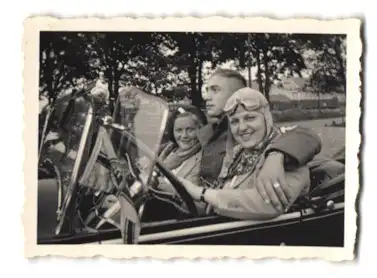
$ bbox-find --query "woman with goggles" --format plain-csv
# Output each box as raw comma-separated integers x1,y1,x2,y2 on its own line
178,87,311,220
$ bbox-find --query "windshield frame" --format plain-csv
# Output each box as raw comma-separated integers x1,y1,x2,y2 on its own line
54,94,96,235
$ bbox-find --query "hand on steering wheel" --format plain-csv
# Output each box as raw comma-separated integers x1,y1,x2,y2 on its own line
176,177,203,201
153,159,199,217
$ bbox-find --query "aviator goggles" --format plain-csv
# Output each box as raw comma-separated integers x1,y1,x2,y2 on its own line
223,96,269,115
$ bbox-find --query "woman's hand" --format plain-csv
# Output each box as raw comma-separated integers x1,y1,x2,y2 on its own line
177,177,203,201
256,151,290,212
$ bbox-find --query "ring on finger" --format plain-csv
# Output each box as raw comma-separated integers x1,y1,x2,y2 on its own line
273,182,281,189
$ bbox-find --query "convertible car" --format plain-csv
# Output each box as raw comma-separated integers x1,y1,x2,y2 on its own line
37,86,345,246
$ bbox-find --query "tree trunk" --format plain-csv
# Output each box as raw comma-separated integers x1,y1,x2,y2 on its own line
255,49,264,94
113,66,122,101
247,34,252,87
188,34,203,108
197,59,204,105
106,68,115,113
188,63,199,106
262,47,271,102
334,37,346,93
113,76,119,102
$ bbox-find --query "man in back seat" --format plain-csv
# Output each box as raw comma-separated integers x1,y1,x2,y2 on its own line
198,68,343,211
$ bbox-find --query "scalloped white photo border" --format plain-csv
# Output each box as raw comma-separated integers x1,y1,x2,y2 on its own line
22,16,362,261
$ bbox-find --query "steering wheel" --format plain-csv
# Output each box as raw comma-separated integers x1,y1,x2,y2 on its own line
97,120,200,219
151,159,199,217
98,149,199,225
134,156,199,216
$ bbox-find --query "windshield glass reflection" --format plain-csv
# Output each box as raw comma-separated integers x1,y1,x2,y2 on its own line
39,95,93,185
111,87,169,185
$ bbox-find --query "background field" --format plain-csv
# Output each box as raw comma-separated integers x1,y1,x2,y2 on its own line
277,117,345,159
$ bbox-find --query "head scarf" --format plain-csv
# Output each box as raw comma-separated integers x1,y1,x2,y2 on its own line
223,87,275,146
215,87,280,184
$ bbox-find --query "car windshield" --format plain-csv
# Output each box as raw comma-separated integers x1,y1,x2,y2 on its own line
111,87,170,185
39,94,94,185
39,88,169,189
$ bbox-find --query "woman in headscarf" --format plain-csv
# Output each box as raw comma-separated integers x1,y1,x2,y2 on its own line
178,87,311,220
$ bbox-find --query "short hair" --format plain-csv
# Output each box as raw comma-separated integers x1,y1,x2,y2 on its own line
165,105,207,145
175,111,202,128
210,68,247,88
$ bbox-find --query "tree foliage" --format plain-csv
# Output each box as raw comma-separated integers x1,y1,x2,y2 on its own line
39,32,92,101
39,32,346,109
296,34,346,94
249,33,307,101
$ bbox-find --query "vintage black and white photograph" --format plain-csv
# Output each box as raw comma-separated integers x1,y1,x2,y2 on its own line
24,17,360,260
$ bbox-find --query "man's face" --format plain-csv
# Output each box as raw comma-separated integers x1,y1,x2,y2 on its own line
203,75,240,119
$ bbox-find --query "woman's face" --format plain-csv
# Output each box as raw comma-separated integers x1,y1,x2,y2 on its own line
173,115,200,150
228,106,266,149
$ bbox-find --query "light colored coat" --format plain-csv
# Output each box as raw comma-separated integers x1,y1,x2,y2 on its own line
204,132,311,220
157,150,202,194
208,166,310,220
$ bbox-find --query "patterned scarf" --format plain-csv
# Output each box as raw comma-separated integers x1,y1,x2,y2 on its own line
212,127,280,189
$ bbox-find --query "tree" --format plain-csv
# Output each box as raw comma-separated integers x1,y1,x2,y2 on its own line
79,32,160,111
160,32,227,107
39,32,92,101
222,33,307,101
122,33,188,96
299,34,346,94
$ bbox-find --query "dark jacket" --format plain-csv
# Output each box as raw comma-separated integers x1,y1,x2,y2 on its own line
198,117,322,185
